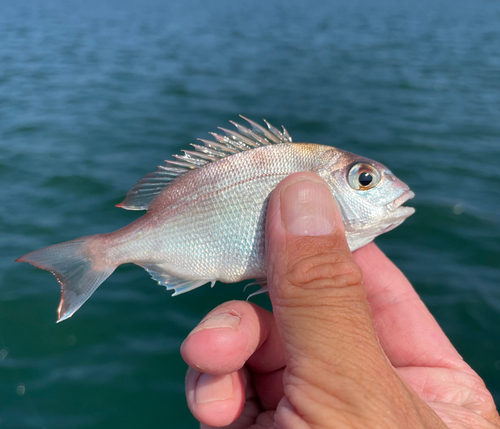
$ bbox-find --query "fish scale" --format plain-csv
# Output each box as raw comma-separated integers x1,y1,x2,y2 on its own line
16,118,415,322
147,144,331,280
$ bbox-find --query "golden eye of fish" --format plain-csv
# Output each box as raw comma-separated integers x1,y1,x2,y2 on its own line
348,162,381,190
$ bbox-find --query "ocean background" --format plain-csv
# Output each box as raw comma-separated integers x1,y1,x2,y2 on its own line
1,0,499,427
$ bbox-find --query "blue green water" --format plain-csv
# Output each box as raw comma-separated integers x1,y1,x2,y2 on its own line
1,0,499,427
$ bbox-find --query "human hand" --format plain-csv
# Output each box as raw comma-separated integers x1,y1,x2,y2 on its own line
181,172,500,429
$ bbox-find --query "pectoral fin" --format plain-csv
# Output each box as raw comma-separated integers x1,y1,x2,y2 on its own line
244,278,268,300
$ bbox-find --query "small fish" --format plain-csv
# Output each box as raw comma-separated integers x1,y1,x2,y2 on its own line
17,117,415,322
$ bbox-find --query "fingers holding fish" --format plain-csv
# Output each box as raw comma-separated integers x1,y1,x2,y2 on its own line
185,366,285,428
181,300,285,375
182,300,287,426
262,173,448,428
352,243,467,370
185,366,258,428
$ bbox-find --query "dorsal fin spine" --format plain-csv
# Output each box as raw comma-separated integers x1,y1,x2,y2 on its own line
263,119,291,143
165,160,197,169
227,122,263,147
230,121,274,146
218,127,258,149
282,126,292,142
198,139,238,154
173,154,208,166
183,150,218,161
228,121,271,145
239,115,279,143
158,165,186,174
210,132,247,150
190,144,227,159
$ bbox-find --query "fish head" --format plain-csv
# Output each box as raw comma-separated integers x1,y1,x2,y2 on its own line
320,149,415,250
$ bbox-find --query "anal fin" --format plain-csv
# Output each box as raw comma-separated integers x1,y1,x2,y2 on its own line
139,263,214,296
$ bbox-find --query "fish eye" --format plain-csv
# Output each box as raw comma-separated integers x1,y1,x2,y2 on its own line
348,163,381,191
359,172,373,187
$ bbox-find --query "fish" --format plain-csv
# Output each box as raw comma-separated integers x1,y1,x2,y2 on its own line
16,117,415,322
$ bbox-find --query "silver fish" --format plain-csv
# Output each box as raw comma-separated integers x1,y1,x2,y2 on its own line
17,117,415,322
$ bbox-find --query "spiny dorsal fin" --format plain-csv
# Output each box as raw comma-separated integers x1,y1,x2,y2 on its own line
117,116,293,210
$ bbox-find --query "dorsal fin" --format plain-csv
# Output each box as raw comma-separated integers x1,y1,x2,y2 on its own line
117,116,293,211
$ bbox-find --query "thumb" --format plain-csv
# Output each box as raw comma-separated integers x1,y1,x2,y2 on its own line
265,172,409,426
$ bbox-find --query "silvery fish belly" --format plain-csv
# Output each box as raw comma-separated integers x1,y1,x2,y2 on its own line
17,117,415,321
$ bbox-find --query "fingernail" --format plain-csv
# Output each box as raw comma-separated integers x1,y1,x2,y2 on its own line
188,313,241,337
281,178,336,236
196,373,234,404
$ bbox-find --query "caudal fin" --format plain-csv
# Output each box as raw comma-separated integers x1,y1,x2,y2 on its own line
16,236,116,322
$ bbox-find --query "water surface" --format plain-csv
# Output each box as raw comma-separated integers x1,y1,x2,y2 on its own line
1,0,499,427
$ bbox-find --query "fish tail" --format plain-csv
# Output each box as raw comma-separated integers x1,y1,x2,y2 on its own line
16,235,116,322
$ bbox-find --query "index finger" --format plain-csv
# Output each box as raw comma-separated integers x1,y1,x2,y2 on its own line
353,242,468,370
180,300,285,375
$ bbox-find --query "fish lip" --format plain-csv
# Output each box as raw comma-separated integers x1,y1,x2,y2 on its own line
387,190,415,212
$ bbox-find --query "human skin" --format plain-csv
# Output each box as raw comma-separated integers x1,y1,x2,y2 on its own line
181,172,500,429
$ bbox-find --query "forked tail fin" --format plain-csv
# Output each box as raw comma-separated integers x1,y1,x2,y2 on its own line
16,236,116,322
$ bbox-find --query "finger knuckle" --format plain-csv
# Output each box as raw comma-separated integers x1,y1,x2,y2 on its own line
286,252,363,291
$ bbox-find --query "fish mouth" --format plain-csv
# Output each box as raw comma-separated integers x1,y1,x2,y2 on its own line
386,190,415,214
377,191,415,234
381,190,416,234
